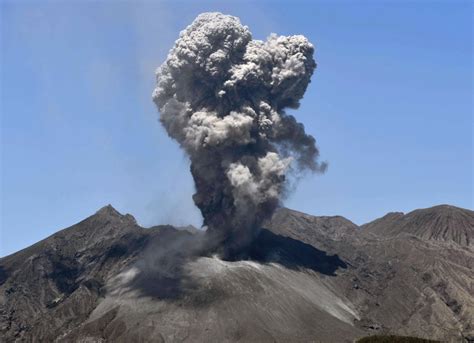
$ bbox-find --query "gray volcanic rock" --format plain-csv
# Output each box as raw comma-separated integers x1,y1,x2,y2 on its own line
0,206,361,342
266,207,474,341
1,204,473,342
362,205,474,246
268,208,359,241
0,206,182,342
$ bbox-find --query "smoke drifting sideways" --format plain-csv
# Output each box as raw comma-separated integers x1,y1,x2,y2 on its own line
153,12,326,258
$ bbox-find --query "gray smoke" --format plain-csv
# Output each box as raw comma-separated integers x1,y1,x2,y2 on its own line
153,12,325,257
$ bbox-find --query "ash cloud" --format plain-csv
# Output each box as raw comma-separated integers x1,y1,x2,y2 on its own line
153,12,325,258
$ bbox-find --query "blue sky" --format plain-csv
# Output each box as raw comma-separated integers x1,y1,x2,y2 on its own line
1,0,472,256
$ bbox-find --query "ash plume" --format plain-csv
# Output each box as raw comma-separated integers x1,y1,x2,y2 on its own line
153,12,325,258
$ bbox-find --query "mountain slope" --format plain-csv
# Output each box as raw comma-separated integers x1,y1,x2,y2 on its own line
362,205,474,246
265,207,474,341
0,206,363,342
1,204,473,342
0,206,182,341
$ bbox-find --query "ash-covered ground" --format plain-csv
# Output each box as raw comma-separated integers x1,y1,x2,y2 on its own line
1,204,473,342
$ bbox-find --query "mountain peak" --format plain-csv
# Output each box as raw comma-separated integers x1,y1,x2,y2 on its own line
413,204,468,215
95,204,122,217
363,204,474,246
94,205,137,224
1,203,473,342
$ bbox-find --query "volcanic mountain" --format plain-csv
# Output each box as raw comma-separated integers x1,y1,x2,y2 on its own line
1,204,473,342
362,205,474,246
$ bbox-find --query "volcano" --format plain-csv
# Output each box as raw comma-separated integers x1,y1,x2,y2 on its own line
1,204,473,342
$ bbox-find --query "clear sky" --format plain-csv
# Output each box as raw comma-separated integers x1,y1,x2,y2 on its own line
1,0,472,256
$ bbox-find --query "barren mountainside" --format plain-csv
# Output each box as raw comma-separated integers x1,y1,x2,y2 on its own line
362,205,474,246
0,204,473,342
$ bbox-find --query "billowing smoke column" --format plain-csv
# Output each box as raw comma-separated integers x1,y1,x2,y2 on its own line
153,12,325,257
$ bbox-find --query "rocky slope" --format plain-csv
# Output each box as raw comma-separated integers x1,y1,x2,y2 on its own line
0,204,473,342
362,205,474,246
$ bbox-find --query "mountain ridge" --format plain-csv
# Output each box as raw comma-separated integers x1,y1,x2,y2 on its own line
362,204,474,246
1,204,473,342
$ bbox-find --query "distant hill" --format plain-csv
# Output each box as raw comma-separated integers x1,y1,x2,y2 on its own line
1,204,473,342
362,205,474,246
